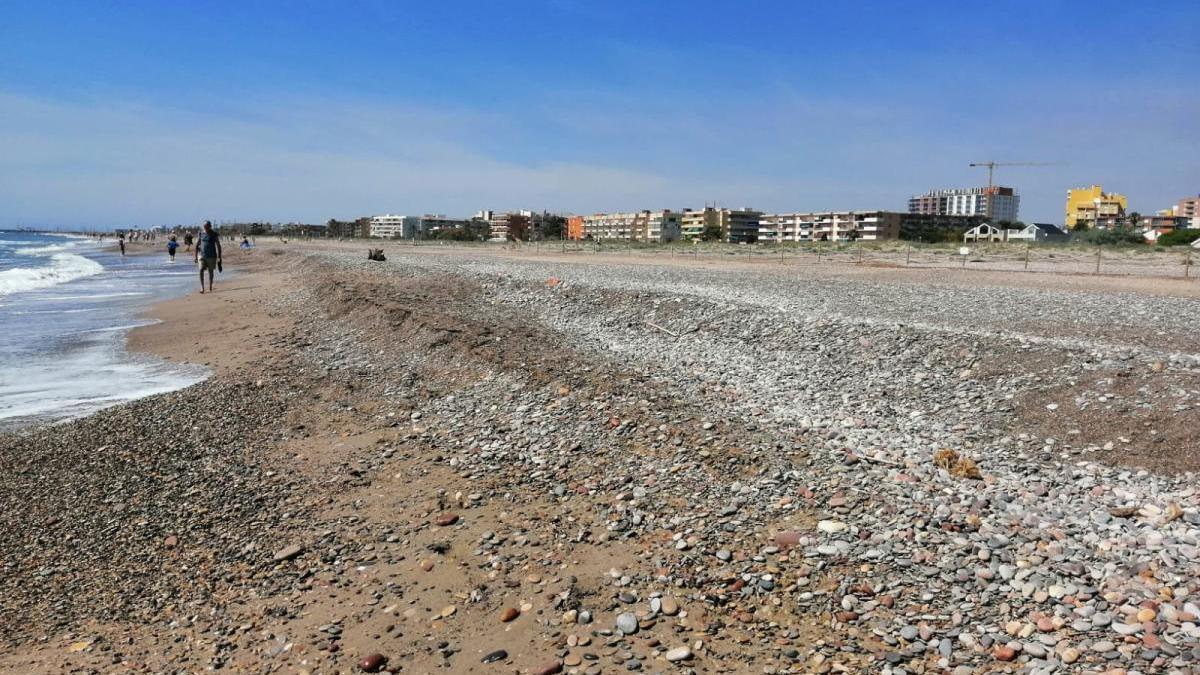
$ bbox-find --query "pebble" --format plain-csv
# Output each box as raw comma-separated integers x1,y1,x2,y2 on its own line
817,520,847,534
481,649,508,663
358,653,386,672
434,513,460,526
616,613,639,635
664,646,692,662
272,543,304,562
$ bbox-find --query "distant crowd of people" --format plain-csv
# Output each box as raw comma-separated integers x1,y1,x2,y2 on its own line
92,221,257,293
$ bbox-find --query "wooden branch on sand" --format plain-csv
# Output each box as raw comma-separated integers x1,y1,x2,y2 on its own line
645,321,681,338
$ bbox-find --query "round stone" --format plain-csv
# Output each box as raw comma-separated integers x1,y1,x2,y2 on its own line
664,646,692,662
616,612,638,635
358,653,387,673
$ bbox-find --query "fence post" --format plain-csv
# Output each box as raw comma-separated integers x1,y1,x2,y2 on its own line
1186,248,1192,279
817,245,822,264
1095,246,1101,275
857,245,864,265
1024,244,1030,271
906,244,911,266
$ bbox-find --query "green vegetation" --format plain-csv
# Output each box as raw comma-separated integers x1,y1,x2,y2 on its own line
538,214,567,240
434,227,480,242
1156,229,1200,247
700,222,724,241
1071,228,1145,246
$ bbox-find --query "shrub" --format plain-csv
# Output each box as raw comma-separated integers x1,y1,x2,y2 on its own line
1072,228,1145,246
1156,229,1200,247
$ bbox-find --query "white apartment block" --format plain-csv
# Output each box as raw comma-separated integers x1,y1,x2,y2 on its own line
909,187,1021,223
582,210,682,242
369,214,406,238
759,211,901,242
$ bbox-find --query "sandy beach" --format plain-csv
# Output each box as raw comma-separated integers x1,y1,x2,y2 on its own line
2,241,1199,674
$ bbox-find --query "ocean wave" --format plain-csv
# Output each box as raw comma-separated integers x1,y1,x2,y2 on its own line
0,253,105,296
15,243,80,255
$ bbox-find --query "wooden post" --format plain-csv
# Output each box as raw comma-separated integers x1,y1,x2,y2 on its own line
817,245,822,264
857,245,864,265
1186,248,1192,279
1095,246,1101,275
1024,244,1030,270
905,244,912,266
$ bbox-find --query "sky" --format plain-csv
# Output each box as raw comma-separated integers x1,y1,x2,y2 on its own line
1,0,1197,229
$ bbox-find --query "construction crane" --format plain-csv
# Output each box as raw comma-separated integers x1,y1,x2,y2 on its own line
969,161,1058,189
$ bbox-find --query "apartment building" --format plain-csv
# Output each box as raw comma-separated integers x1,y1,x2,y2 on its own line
909,186,1021,223
369,214,406,238
411,214,472,236
480,209,542,241
1065,185,1128,229
566,215,585,240
1140,213,1191,231
1174,195,1200,228
679,207,763,243
581,210,682,242
369,214,473,239
759,211,903,242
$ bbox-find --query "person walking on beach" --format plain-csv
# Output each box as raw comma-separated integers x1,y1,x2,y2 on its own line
194,221,222,293
118,235,126,256
167,235,178,262
184,231,193,252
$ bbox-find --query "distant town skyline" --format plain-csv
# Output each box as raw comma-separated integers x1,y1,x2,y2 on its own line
1,1,1197,229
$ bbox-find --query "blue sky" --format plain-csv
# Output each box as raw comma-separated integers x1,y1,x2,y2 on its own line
1,0,1197,228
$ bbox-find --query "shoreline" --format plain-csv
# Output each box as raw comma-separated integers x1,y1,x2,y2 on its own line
125,244,285,376
0,238,208,431
2,244,1199,673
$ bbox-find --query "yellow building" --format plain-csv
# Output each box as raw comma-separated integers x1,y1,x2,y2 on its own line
1065,185,1128,229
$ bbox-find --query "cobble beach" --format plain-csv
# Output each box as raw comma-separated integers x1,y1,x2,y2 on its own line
2,242,1198,674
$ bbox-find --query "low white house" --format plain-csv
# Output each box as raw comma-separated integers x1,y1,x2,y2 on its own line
963,223,1003,242
1007,223,1068,242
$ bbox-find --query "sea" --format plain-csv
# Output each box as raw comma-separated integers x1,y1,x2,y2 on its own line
0,231,207,429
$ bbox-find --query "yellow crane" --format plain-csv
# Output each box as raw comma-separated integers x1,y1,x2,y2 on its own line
969,161,1058,189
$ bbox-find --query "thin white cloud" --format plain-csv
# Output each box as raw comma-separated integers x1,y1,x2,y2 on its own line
1,83,1197,228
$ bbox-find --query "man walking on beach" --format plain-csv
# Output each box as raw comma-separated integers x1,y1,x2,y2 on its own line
194,220,222,293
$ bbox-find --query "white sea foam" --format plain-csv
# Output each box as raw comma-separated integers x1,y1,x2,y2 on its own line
15,243,79,255
0,252,105,296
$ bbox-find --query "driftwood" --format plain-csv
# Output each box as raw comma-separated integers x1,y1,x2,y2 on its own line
644,321,681,338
